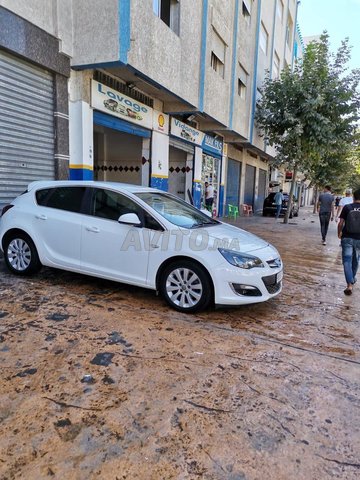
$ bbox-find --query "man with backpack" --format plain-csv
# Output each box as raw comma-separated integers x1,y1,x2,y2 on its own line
338,188,360,296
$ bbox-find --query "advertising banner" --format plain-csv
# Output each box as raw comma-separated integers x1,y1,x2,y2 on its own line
170,118,204,146
91,80,153,129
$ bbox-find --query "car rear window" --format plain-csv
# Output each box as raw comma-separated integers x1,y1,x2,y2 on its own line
36,187,86,213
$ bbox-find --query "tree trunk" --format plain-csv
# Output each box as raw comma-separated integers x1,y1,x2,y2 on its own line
283,166,298,224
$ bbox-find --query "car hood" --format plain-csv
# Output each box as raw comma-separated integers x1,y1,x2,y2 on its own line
196,222,269,253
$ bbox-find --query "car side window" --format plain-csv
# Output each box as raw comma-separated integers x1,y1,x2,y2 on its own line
91,188,163,230
36,187,86,213
92,189,143,221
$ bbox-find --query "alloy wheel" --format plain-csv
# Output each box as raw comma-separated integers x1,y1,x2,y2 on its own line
165,267,203,309
7,238,32,272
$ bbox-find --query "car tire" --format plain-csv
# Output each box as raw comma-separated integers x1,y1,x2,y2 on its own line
159,260,212,313
3,232,42,276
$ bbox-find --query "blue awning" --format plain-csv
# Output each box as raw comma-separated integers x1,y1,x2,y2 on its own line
93,111,151,138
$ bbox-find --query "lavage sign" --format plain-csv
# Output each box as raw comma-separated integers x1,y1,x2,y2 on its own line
91,80,153,129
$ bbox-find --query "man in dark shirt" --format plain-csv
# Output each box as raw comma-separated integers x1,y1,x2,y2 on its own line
317,185,334,245
338,188,360,295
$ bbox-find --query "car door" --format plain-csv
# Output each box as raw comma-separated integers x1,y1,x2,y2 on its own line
33,186,86,267
80,188,152,286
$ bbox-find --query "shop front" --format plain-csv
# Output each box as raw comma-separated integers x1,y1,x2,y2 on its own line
0,7,70,207
69,79,169,187
89,79,154,185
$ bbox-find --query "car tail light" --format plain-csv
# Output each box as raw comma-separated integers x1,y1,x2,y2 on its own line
1,204,14,217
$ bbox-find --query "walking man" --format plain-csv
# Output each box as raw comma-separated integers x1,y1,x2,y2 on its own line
338,188,360,296
317,185,334,245
274,189,284,219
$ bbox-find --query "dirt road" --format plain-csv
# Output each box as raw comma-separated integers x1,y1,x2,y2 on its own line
0,209,359,479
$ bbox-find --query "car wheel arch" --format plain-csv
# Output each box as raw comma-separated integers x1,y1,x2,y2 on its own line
155,255,215,297
2,229,42,275
2,228,35,251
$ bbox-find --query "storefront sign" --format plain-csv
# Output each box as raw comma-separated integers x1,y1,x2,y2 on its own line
153,110,169,134
170,118,204,146
91,80,153,129
202,134,223,156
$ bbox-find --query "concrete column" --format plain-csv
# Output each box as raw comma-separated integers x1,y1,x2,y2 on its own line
193,146,203,209
150,131,169,191
69,100,94,180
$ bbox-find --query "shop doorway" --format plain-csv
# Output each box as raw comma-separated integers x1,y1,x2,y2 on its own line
94,125,143,184
168,146,187,199
202,154,220,213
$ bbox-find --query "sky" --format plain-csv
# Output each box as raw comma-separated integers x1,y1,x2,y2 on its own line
297,0,360,72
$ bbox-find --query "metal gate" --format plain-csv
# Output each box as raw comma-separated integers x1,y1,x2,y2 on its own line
255,168,267,213
244,164,256,208
0,51,55,206
225,159,241,214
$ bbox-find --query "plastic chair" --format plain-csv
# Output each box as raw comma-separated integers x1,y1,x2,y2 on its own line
242,204,253,216
228,204,239,220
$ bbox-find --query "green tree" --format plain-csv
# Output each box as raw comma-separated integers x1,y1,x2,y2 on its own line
256,33,360,223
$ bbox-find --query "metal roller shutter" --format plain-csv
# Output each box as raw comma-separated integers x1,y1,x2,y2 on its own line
169,137,194,154
0,51,55,206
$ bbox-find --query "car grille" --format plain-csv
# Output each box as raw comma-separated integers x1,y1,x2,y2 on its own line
262,273,282,294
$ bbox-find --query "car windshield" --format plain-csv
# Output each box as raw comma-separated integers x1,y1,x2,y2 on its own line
135,192,219,228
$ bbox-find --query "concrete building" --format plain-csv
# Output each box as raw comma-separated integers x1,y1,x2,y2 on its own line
0,0,302,214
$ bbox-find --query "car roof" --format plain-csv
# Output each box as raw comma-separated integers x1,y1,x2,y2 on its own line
26,180,159,194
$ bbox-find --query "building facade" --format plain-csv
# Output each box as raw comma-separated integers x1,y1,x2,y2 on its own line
0,0,303,213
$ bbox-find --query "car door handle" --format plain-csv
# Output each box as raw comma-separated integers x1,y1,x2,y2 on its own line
150,244,160,249
85,226,100,233
35,214,47,220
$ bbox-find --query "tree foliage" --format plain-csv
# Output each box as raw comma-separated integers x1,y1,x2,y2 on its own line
255,33,360,221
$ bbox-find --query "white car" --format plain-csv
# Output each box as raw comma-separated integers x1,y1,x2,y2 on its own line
0,181,283,313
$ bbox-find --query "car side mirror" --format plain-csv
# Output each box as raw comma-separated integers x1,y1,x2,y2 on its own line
118,213,141,226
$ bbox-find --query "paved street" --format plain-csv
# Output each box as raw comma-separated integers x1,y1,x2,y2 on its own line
0,208,359,480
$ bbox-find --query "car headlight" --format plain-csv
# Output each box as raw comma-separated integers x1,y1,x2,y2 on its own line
218,248,264,269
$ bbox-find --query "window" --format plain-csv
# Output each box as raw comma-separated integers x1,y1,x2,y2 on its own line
273,52,280,79
276,0,284,23
36,187,86,213
136,192,218,229
211,29,226,78
153,0,180,36
92,189,143,221
91,189,163,230
238,64,248,99
259,22,269,54
242,0,251,23
286,15,293,46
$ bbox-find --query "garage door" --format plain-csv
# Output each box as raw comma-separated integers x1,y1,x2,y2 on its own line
0,51,55,206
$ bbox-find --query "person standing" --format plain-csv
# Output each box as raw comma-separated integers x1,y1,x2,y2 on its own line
205,182,214,211
335,188,353,221
274,189,284,219
337,188,360,295
317,185,334,245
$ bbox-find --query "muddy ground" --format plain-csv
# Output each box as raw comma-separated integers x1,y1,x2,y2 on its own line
0,209,359,480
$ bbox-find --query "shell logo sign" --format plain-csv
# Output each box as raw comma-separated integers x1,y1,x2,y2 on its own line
158,114,165,128
153,110,169,134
